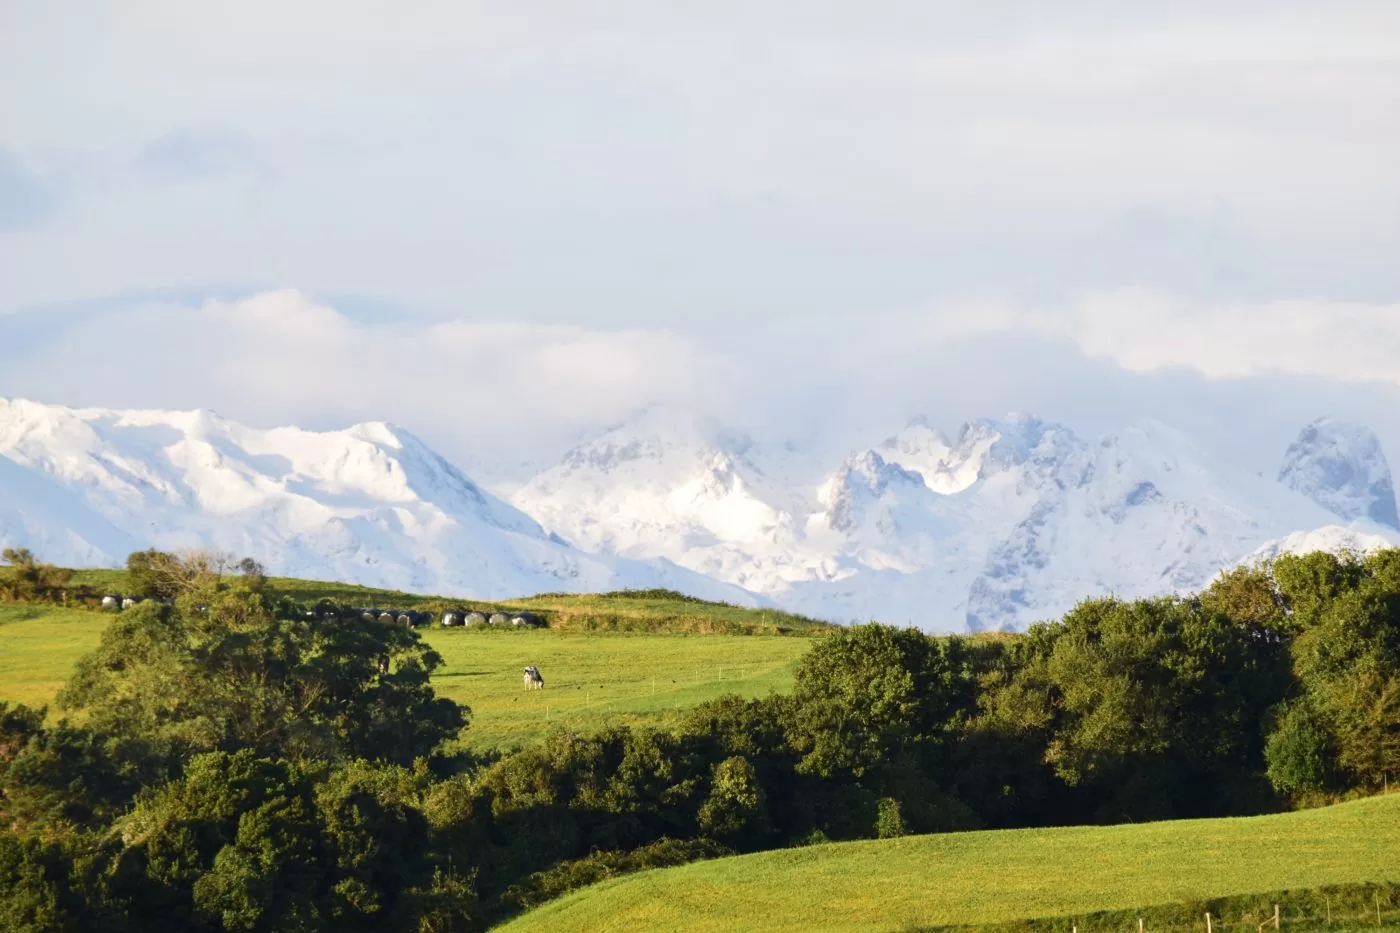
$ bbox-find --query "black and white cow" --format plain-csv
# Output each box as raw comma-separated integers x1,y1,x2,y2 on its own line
522,665,544,690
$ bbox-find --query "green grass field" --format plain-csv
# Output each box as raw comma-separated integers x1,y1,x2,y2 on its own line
63,570,832,635
496,794,1400,933
0,604,813,752
425,628,809,751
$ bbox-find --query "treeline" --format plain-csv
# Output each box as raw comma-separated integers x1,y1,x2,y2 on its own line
2,549,1399,931
0,549,75,604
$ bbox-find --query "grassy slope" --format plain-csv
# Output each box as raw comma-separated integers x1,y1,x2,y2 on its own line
426,628,808,751
496,795,1400,933
0,602,814,752
65,569,832,635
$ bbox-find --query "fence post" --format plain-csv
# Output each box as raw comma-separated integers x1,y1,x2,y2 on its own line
1274,903,1280,930
1139,919,1145,933
1207,912,1213,933
1378,893,1383,928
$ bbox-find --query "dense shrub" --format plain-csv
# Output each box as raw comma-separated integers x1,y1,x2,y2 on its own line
4,546,1400,929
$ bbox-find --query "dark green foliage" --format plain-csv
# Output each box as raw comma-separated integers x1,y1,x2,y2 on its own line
996,597,1289,821
501,838,728,912
107,751,470,932
696,756,768,845
5,546,1400,930
57,582,466,770
1264,701,1333,794
596,588,709,603
0,548,74,604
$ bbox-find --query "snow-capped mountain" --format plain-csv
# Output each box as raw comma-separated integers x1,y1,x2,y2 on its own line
0,398,760,604
511,406,826,594
4,397,1396,631
513,408,1400,631
1279,417,1400,530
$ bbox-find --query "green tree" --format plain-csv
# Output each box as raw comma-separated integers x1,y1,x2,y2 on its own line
1289,581,1400,790
1264,701,1333,795
696,756,768,847
0,548,73,603
58,585,466,770
783,624,973,780
1010,598,1287,820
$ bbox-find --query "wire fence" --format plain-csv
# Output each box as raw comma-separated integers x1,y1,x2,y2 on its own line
923,882,1400,932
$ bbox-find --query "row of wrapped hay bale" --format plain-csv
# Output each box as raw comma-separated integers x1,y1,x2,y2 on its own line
439,609,544,629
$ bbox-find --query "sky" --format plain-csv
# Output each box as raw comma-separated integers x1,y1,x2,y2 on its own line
3,2,1400,481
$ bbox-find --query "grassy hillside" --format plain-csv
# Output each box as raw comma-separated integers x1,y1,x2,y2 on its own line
64,569,832,635
496,794,1400,933
0,602,815,752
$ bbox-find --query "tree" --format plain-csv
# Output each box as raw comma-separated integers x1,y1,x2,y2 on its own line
126,548,263,600
114,750,455,932
1289,580,1400,790
1200,565,1287,635
58,585,467,770
783,624,973,781
696,756,768,847
0,549,73,604
1264,701,1333,795
1272,551,1365,634
1007,598,1287,820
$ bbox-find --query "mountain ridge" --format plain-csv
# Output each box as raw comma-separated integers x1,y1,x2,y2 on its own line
4,397,1397,631
513,406,1400,630
0,397,761,606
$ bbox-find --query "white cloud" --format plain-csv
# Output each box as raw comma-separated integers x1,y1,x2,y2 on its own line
0,291,730,467
2,3,1398,317
6,287,1400,486
1036,290,1400,385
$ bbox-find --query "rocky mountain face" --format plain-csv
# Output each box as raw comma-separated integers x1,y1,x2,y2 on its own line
0,398,759,605
514,408,1400,631
1279,417,1400,530
4,397,1396,631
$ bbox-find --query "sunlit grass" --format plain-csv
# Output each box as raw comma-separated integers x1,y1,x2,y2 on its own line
0,604,814,751
496,795,1400,933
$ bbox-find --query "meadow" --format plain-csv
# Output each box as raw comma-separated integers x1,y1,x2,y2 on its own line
497,794,1400,933
0,602,815,752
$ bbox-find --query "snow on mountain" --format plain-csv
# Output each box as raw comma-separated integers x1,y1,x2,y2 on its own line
5,395,1393,631
511,406,827,594
1278,417,1400,530
513,408,1400,632
0,398,761,604
1246,524,1400,564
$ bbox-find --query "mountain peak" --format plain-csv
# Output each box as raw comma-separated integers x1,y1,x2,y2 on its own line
0,399,760,605
1278,417,1400,530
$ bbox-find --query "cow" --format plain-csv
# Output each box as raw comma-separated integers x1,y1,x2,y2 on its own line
523,665,544,690
101,594,121,611
121,597,139,610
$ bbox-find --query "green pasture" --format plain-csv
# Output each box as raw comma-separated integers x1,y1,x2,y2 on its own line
0,603,103,709
425,628,808,751
497,794,1400,933
63,569,832,635
0,604,813,752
